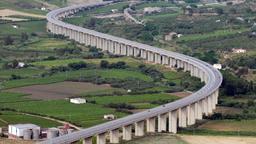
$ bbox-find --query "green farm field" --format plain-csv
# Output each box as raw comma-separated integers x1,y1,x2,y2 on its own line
2,68,153,89
0,111,61,127
0,20,47,37
199,120,256,132
0,99,127,127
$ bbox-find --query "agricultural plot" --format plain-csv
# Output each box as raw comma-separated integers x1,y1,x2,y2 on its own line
0,67,44,80
0,111,60,127
198,120,256,132
0,20,47,37
89,93,179,109
2,67,156,88
8,81,117,100
123,134,187,144
20,38,71,51
0,100,127,127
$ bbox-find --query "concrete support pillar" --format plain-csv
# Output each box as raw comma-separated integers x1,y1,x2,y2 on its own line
168,110,177,133
207,96,213,114
141,50,147,59
114,43,120,55
162,56,169,65
146,117,156,133
122,125,132,141
195,101,203,120
188,104,196,125
158,114,167,132
170,58,176,68
202,98,208,116
178,107,187,128
135,121,144,137
75,31,79,42
211,94,216,110
96,133,106,144
120,44,127,55
184,62,188,72
83,137,92,144
127,46,133,56
110,129,119,144
133,48,140,57
154,54,161,64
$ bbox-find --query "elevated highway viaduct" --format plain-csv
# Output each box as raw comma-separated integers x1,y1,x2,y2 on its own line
41,1,223,144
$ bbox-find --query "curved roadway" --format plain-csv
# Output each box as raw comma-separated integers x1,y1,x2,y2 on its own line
41,1,223,144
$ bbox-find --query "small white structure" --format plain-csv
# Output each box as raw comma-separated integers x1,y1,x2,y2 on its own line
111,9,118,13
12,25,18,29
41,7,46,11
70,98,86,104
213,64,222,70
18,62,25,68
8,124,40,137
104,114,115,120
232,48,246,54
127,89,132,93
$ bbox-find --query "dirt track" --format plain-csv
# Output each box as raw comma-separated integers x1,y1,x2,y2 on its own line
180,135,256,144
8,82,113,100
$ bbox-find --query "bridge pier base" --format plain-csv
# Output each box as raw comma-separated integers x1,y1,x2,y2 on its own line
83,137,92,144
96,133,106,144
135,121,144,137
168,110,177,133
146,117,156,132
158,114,167,132
179,107,187,128
122,125,132,141
110,129,119,144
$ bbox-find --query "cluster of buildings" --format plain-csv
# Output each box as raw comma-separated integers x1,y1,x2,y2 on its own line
6,123,74,141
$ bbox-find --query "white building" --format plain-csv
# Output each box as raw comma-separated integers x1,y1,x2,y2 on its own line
41,7,46,11
18,62,25,68
8,124,40,137
232,48,246,54
213,64,222,70
104,114,115,120
70,98,86,104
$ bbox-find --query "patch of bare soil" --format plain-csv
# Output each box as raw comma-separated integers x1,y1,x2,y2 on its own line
0,9,45,18
0,139,35,144
169,91,192,98
214,106,242,115
8,82,113,100
67,0,102,6
180,135,256,144
93,13,124,19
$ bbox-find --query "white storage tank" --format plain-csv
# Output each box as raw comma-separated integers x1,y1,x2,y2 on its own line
23,129,32,140
32,129,40,140
47,128,59,139
8,124,40,137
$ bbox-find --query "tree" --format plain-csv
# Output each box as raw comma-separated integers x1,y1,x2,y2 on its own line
86,18,97,28
68,61,87,70
4,36,14,45
21,33,29,41
215,7,224,15
100,60,109,68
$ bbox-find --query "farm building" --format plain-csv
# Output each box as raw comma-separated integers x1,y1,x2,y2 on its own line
8,124,40,137
70,98,86,104
104,114,115,120
213,64,222,70
232,48,246,54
